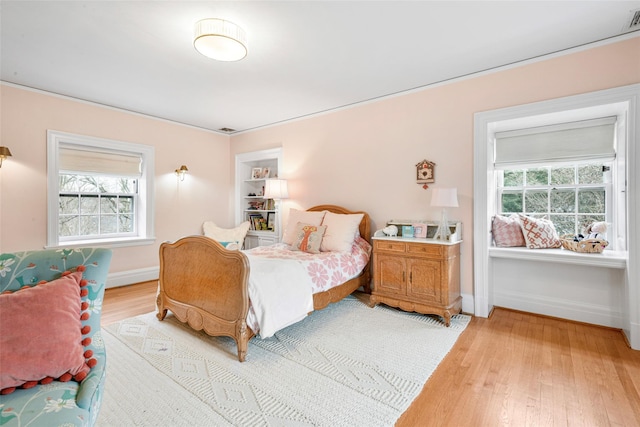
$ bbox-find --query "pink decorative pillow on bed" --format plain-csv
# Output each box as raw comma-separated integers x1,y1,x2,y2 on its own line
0,270,93,394
320,211,364,252
282,209,326,245
291,222,327,253
491,214,526,247
518,214,561,249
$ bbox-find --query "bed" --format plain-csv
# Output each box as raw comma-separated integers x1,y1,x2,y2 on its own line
156,205,371,362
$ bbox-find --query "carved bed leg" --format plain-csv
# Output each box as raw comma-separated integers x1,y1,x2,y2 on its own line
156,293,167,321
236,321,249,362
363,280,372,294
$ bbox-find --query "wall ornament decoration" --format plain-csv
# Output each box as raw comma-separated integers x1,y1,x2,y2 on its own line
416,159,435,189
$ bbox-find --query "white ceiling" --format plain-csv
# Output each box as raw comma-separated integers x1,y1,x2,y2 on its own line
2,1,639,134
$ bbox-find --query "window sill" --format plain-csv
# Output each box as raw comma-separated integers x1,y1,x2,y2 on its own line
46,237,156,249
489,246,627,269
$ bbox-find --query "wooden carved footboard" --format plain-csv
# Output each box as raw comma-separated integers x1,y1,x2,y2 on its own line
157,205,371,362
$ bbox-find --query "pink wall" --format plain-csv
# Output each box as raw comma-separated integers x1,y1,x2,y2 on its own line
1,37,638,293
0,85,231,274
230,37,640,299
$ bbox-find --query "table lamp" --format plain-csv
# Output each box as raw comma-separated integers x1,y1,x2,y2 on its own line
263,179,289,209
431,188,458,240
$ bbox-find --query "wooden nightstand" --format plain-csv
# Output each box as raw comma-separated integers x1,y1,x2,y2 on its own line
370,236,462,326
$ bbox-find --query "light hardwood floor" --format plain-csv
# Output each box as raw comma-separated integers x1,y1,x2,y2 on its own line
103,282,640,426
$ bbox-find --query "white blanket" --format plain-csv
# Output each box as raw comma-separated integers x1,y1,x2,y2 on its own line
244,253,314,338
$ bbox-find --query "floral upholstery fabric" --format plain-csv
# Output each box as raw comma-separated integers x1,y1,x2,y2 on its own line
0,248,112,427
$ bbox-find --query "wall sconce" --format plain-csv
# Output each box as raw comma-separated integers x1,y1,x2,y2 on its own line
430,187,459,240
0,146,12,168
175,165,189,181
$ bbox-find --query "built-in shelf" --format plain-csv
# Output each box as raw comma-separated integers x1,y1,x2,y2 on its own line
235,148,284,249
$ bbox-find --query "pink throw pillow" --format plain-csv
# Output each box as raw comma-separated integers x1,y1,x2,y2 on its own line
518,214,561,249
0,269,94,394
492,214,526,247
282,209,326,246
291,222,327,254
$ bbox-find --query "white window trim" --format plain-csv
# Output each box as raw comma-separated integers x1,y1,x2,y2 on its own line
47,130,155,248
473,83,640,350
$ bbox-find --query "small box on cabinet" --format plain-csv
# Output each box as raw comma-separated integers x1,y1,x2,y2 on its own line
401,225,414,238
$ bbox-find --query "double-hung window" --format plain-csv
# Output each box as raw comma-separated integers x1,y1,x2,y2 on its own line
47,131,155,248
494,116,623,250
498,162,610,236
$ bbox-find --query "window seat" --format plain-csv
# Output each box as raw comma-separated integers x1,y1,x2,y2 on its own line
489,246,627,269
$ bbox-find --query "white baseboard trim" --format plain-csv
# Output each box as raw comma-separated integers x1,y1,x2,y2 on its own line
626,321,640,351
494,289,623,329
107,267,158,289
461,293,474,315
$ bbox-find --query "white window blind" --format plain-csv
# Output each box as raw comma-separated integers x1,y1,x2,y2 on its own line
494,116,616,167
59,146,142,177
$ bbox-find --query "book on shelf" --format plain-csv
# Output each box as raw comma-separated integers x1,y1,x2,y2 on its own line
264,199,275,210
248,213,267,231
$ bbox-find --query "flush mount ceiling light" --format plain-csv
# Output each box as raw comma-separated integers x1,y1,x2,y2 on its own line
194,18,247,62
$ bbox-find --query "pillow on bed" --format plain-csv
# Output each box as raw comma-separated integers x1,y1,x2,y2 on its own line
282,209,326,245
291,222,327,254
320,211,364,252
203,221,250,246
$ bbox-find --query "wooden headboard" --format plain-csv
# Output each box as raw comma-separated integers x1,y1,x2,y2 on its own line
307,205,371,244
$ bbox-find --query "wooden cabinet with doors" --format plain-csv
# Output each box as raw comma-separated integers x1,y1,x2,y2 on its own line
370,237,462,326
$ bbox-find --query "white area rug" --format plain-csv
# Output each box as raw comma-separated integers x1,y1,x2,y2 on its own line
97,296,470,426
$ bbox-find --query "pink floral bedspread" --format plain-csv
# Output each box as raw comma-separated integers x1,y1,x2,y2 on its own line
244,236,372,294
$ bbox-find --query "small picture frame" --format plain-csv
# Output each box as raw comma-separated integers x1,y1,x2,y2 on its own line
261,167,271,178
401,225,414,238
412,223,427,238
266,212,275,230
251,167,263,179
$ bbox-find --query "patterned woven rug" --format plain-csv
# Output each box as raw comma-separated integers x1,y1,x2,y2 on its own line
97,296,470,426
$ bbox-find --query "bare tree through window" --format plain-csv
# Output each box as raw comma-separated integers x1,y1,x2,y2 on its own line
499,163,608,236
59,174,136,238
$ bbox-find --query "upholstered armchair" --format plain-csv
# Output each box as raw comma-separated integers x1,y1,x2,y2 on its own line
203,221,251,249
0,248,112,427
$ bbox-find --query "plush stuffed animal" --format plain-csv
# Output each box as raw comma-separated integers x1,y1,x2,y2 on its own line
585,221,607,239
